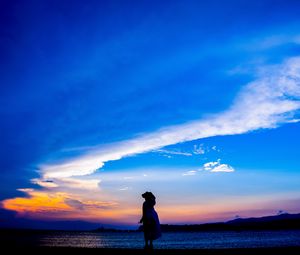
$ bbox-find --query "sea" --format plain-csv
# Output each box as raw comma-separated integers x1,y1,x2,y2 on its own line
3,230,300,249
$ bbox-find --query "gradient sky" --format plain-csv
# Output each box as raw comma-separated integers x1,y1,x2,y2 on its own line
1,0,300,229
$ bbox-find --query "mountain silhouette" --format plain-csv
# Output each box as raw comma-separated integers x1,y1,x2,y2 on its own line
157,213,300,232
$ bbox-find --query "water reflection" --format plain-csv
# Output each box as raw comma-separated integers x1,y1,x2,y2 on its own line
37,230,300,249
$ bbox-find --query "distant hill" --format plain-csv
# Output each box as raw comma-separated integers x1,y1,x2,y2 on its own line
157,213,300,232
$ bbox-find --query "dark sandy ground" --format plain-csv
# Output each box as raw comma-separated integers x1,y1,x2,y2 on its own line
4,246,300,255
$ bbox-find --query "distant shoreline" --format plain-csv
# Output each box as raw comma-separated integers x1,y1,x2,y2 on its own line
1,212,300,232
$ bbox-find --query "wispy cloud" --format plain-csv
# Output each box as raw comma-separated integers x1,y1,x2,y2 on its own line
192,144,219,155
193,144,205,155
123,176,134,180
32,178,101,191
243,34,300,51
31,179,58,188
182,170,197,176
155,149,192,157
40,57,300,179
119,187,132,191
203,159,234,173
56,178,101,191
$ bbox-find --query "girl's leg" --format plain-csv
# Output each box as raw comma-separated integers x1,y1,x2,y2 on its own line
144,238,149,248
149,239,153,249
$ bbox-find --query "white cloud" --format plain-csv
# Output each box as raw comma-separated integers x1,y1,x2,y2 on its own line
203,161,219,169
193,144,205,155
182,170,197,176
32,177,101,191
211,164,234,173
203,159,234,173
211,146,217,151
40,57,300,179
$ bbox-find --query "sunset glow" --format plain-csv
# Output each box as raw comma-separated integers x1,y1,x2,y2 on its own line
1,0,300,230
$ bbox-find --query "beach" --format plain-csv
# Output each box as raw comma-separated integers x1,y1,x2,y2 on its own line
6,246,300,255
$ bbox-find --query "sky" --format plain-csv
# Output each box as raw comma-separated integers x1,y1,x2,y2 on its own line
1,0,300,229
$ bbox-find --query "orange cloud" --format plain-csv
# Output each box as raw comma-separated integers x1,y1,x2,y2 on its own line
1,189,120,221
2,189,72,217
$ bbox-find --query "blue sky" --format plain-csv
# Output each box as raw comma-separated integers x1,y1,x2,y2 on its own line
1,0,300,228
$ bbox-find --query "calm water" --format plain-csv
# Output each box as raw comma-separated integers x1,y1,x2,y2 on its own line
10,230,300,249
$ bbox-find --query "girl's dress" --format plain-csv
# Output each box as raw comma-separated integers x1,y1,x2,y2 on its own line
142,199,161,240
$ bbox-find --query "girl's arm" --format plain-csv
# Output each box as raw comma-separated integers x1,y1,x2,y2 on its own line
139,203,145,223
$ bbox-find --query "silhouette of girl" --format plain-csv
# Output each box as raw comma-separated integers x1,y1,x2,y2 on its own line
139,191,161,249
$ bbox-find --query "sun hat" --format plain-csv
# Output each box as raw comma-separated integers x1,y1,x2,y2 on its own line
142,191,155,199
